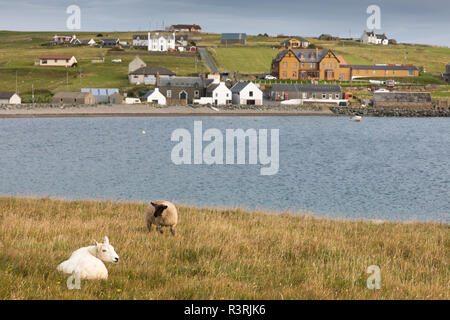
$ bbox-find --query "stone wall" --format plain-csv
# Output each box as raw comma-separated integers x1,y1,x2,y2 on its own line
330,106,450,117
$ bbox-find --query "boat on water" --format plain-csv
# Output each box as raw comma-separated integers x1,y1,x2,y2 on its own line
350,115,362,122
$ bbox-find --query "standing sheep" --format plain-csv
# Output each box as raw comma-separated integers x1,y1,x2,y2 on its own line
146,200,178,236
57,236,119,280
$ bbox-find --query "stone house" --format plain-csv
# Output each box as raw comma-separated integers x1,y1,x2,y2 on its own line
52,92,95,105
270,84,342,101
0,92,21,104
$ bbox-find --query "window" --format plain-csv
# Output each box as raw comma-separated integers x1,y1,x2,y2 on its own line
167,90,172,98
312,93,316,99
310,63,314,68
393,70,396,75
327,63,331,69
301,63,304,68
283,61,287,67
215,93,218,97
194,90,200,98
293,62,297,68
373,70,376,74
42,60,47,64
302,92,307,99
385,70,389,75
249,91,253,97
329,94,332,99
282,71,287,77
335,94,340,99
334,63,337,68
408,70,414,76
292,71,297,77
322,94,326,99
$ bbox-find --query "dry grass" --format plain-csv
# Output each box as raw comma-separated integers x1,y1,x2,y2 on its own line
0,197,448,300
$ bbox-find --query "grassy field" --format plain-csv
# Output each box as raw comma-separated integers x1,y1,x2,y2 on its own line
0,30,449,100
0,31,206,99
0,197,448,300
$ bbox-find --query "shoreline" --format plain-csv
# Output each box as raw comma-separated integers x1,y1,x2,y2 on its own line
0,104,335,118
1,195,446,225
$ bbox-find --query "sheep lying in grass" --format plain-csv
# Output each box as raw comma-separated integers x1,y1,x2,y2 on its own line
146,200,178,236
57,236,119,280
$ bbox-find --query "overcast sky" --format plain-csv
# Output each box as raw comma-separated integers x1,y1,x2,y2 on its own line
0,0,449,46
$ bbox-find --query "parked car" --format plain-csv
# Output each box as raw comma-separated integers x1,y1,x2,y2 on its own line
374,88,389,93
264,75,277,80
111,59,122,63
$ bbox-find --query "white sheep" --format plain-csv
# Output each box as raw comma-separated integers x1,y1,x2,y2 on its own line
57,236,119,280
146,200,178,236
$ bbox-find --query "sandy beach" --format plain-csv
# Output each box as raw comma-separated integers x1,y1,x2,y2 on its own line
0,104,335,118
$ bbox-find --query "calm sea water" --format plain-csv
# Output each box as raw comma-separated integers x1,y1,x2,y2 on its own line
0,116,449,223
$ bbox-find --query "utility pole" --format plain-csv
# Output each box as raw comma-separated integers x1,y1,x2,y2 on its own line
66,70,69,88
15,70,18,93
32,83,34,105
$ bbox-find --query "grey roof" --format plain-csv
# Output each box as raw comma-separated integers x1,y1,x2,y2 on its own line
271,84,341,93
158,76,204,88
142,90,155,99
129,66,175,76
81,88,119,96
341,65,419,70
274,49,330,63
206,83,220,93
230,81,251,93
0,92,16,99
221,33,246,40
132,35,148,40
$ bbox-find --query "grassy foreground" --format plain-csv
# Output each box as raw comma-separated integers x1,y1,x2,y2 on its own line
0,197,448,300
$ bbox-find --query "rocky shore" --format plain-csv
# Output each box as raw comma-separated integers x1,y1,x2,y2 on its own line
330,106,450,117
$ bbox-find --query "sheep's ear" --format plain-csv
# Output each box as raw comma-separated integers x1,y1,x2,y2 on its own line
151,202,157,207
104,236,109,245
93,240,99,247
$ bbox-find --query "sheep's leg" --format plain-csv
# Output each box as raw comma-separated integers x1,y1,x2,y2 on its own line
157,226,163,234
170,226,176,236
147,221,153,233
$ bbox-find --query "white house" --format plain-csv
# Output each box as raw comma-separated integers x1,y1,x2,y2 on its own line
39,55,78,67
360,31,389,45
0,92,21,104
147,32,175,52
231,81,263,105
207,81,232,105
143,88,166,105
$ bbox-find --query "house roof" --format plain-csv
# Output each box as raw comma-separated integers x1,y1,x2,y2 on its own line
230,81,251,93
53,92,92,99
171,24,201,30
0,92,17,99
273,49,332,63
280,37,309,46
158,76,203,88
221,33,246,40
340,64,419,70
40,55,75,60
81,88,119,96
129,66,175,76
132,35,149,40
271,84,341,93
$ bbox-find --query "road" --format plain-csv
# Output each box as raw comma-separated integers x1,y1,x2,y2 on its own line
198,47,218,73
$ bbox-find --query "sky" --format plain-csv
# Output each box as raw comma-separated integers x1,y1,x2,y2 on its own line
0,0,449,46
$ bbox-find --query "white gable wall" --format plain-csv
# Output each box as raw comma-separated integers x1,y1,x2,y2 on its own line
212,82,232,105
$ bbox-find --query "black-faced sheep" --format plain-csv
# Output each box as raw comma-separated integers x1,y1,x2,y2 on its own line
146,200,178,236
